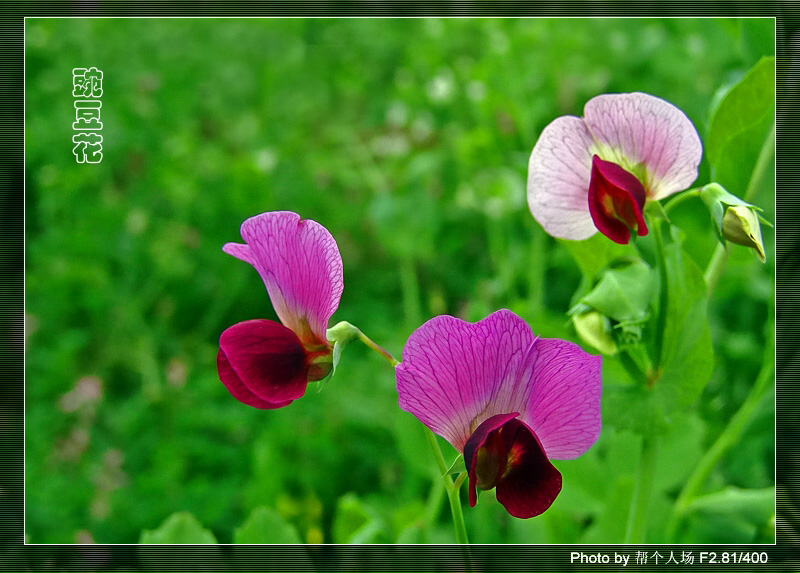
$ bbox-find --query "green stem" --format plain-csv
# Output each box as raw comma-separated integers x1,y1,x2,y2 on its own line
703,121,774,296
664,338,774,542
423,426,470,547
423,474,446,540
664,188,701,216
650,215,669,372
355,329,399,367
624,436,658,543
328,321,399,367
703,245,729,297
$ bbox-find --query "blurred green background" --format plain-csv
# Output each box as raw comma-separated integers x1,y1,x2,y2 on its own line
25,18,774,544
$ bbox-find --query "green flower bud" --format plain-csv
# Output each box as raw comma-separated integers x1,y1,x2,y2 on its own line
721,204,766,262
572,310,618,356
700,183,768,263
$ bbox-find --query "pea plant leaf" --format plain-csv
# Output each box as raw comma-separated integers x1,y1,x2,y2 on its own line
707,56,775,198
652,242,714,413
573,260,656,324
139,511,218,544
138,512,225,571
602,242,713,436
233,506,302,544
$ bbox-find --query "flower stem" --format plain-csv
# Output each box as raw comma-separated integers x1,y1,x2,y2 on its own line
355,329,399,367
624,436,657,544
423,474,446,540
328,321,400,368
703,245,729,297
664,333,774,542
423,426,471,547
663,188,701,216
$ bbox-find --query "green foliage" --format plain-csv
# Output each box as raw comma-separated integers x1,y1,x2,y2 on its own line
681,487,774,543
707,56,775,197
233,506,302,544
655,240,715,412
25,17,773,544
139,512,218,544
332,493,389,544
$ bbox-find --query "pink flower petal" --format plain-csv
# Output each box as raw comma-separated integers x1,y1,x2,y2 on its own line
527,116,598,240
517,338,602,460
223,211,343,348
583,93,702,200
218,319,309,406
396,310,537,452
397,309,602,460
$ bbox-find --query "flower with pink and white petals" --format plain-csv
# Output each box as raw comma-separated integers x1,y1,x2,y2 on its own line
528,92,702,244
395,309,602,518
217,211,343,409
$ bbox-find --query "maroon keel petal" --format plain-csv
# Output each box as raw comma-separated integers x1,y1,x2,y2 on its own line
494,419,562,519
464,413,562,519
217,349,293,410
464,413,519,508
588,155,648,244
218,319,309,406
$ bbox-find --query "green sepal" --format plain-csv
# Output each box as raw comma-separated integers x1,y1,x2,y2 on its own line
645,199,671,224
323,320,361,380
443,454,464,477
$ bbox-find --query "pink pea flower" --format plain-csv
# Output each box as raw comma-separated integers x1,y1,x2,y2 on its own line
528,92,702,244
396,309,602,518
217,211,343,409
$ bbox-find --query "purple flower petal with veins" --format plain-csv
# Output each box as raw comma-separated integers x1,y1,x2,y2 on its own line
528,92,702,243
396,309,601,518
218,211,342,409
223,211,343,350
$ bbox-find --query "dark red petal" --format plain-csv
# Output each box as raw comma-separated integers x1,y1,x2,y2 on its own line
464,413,519,508
494,419,562,519
464,414,562,518
588,155,649,245
217,348,293,410
218,319,308,405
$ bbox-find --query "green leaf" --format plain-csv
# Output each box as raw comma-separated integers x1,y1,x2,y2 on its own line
575,260,656,324
687,486,774,523
707,57,774,197
233,506,302,544
137,513,226,570
681,487,775,543
654,243,714,412
560,234,637,279
602,243,713,436
332,493,388,544
139,512,218,544
603,385,670,436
